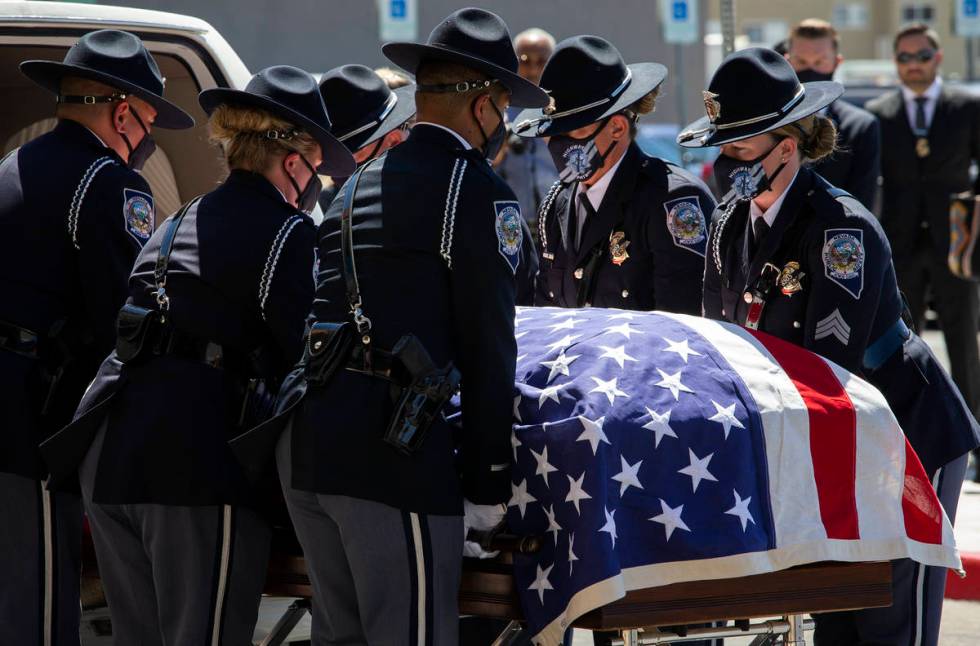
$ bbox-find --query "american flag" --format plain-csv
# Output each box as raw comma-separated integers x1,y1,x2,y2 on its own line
505,307,959,645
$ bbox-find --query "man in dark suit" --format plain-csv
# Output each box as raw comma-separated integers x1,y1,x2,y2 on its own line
784,18,880,211
866,23,980,436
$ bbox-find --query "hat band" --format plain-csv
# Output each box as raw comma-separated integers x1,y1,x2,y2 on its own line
338,92,399,143
57,93,127,105
714,85,806,131
513,67,632,134
416,79,497,94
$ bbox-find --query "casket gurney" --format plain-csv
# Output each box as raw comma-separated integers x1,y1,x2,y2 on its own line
79,524,891,646
257,527,893,646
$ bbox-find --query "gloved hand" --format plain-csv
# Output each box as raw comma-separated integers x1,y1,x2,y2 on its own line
462,499,506,559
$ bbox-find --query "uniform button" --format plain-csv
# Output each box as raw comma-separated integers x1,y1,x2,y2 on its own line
793,321,801,329
549,291,555,299
621,289,629,298
574,268,583,280
743,292,753,304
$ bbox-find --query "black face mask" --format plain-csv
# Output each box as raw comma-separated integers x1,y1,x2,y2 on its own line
119,108,155,171
474,95,507,161
712,139,788,202
287,154,322,215
547,117,614,185
795,68,834,84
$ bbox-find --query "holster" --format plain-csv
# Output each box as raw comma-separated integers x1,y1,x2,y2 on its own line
305,321,356,386
383,334,461,455
115,303,160,364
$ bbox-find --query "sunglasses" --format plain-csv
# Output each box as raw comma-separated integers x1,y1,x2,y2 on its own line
896,49,935,64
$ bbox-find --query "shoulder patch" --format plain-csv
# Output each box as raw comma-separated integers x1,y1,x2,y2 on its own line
494,200,523,274
122,188,154,243
663,195,707,257
822,228,865,299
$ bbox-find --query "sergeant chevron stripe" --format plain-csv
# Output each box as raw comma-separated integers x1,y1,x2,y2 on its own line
814,308,851,345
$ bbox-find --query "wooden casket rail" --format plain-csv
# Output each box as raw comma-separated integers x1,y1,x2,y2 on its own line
457,558,893,631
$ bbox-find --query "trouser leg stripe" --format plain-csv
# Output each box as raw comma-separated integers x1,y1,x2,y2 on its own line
401,511,420,646
39,479,53,646
209,505,234,646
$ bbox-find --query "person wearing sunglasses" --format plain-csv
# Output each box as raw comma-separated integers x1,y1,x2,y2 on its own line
867,22,980,488
513,35,715,314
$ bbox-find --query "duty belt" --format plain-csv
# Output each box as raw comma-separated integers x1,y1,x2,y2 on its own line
863,318,912,372
0,320,39,357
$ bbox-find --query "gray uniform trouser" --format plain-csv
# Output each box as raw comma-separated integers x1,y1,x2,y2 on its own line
814,452,968,646
0,471,82,646
277,424,464,646
80,423,270,646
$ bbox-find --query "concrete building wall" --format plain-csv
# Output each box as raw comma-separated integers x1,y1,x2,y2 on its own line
109,0,710,124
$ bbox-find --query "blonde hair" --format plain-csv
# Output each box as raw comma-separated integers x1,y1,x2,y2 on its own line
770,114,837,162
208,103,319,172
623,88,660,137
373,66,411,90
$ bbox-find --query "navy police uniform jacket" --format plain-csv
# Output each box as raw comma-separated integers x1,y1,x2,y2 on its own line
703,167,980,473
536,143,715,313
45,170,316,505
0,120,152,479
278,124,521,515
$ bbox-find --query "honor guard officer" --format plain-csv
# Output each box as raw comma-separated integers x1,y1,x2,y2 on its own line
513,35,715,314
40,66,354,645
231,8,548,644
681,48,980,646
0,30,193,645
316,63,416,209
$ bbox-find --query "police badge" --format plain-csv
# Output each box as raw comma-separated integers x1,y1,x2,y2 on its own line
916,137,930,158
703,91,721,123
778,261,805,296
494,201,523,274
122,188,154,243
609,231,630,266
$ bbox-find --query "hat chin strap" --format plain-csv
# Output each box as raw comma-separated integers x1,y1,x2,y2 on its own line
57,92,127,105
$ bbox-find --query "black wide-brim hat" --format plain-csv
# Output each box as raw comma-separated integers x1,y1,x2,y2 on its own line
512,35,667,138
382,7,549,108
199,65,355,176
20,29,194,130
319,64,416,152
678,47,843,148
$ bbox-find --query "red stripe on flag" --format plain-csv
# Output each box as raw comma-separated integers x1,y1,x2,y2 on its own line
746,330,860,540
901,440,943,544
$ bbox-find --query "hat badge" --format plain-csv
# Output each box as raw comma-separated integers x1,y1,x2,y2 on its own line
543,95,556,116
703,90,721,123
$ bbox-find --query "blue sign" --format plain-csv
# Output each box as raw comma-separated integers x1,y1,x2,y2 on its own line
959,0,980,35
660,0,698,44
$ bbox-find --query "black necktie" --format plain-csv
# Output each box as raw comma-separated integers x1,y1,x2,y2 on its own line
752,217,770,256
576,192,596,253
914,96,928,135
